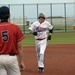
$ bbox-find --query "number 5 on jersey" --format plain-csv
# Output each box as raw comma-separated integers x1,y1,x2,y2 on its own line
1,30,9,42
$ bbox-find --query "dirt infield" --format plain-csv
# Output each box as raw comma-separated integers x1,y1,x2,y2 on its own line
22,44,75,75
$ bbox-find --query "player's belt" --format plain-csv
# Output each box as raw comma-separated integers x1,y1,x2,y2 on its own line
36,38,46,40
0,54,15,56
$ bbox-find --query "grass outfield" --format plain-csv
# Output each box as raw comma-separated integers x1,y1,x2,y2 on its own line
22,32,75,46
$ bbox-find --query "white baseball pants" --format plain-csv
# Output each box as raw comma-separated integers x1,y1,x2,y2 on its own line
0,55,21,75
35,38,47,68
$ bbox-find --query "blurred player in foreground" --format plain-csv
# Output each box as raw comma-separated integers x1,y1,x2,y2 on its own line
0,6,25,75
29,13,53,72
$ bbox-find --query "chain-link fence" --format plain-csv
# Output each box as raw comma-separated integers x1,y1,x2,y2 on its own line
0,3,75,33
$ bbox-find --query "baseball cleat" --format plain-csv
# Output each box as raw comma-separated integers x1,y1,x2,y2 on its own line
38,67,44,73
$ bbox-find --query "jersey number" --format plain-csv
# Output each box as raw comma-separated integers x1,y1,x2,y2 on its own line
1,30,9,42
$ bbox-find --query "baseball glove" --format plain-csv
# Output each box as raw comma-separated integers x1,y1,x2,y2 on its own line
47,35,51,40
33,32,37,36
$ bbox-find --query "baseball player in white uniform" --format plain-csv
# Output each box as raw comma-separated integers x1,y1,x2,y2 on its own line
29,13,53,72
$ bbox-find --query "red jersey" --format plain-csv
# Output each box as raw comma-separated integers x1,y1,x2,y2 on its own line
0,22,24,54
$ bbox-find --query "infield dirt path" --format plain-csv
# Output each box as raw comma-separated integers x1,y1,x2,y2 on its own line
22,44,75,75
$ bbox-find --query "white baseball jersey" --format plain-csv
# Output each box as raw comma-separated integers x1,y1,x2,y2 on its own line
29,20,53,39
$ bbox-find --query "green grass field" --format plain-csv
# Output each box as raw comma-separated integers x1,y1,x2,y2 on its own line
22,32,75,46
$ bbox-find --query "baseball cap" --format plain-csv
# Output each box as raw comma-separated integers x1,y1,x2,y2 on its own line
38,13,46,19
0,6,10,19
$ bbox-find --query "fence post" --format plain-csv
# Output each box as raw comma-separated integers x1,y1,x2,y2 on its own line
37,4,38,19
23,4,25,34
64,3,67,32
50,3,52,25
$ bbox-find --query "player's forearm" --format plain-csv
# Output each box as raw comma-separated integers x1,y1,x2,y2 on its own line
18,43,25,71
18,47,24,63
17,42,24,63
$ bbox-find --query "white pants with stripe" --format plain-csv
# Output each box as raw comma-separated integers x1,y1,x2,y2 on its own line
0,55,21,75
35,38,47,68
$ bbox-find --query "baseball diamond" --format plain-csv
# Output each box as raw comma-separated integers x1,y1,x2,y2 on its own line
22,44,75,75
21,32,75,74
0,3,75,75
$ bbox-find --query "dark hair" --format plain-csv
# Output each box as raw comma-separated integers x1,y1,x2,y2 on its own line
38,17,45,19
0,6,10,19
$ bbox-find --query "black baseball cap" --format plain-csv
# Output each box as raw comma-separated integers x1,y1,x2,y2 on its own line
0,6,10,19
